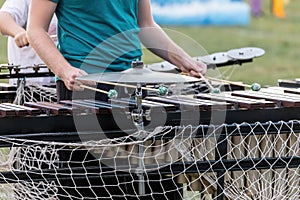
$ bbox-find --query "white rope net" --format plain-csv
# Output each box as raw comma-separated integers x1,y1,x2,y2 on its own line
13,80,57,105
0,121,299,199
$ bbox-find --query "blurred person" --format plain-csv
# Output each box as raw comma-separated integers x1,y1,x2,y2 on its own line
250,0,263,17
271,0,286,18
0,0,57,85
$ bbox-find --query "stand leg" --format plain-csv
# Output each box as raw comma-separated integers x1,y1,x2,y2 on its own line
138,143,145,195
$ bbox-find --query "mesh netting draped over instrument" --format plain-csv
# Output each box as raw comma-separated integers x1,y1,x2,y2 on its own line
13,83,57,105
0,121,299,200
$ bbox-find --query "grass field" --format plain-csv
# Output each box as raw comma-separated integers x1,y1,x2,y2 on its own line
0,0,299,86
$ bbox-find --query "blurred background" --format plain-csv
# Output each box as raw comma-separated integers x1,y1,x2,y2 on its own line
0,0,299,86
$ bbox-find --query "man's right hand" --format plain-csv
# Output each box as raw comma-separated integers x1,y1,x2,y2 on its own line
61,67,89,91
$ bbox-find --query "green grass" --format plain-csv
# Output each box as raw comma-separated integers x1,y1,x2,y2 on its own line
0,0,299,86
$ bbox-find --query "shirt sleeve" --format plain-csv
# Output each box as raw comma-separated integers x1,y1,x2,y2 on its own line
0,0,29,28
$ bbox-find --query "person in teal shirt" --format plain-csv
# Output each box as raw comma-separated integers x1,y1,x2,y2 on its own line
27,1,207,199
27,0,206,101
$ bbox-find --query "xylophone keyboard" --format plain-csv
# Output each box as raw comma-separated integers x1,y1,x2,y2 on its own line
2,86,300,141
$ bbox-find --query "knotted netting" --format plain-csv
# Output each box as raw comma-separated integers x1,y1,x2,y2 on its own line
0,120,299,199
13,81,57,105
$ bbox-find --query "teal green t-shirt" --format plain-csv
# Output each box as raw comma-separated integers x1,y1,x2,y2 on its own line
51,0,142,74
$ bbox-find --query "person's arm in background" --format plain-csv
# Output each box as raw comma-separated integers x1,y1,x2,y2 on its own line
137,0,207,77
27,0,87,91
0,11,29,47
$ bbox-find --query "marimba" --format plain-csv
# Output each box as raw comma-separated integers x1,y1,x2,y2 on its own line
0,84,300,200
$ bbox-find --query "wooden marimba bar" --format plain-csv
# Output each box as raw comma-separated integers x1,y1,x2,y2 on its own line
278,78,300,88
0,83,16,103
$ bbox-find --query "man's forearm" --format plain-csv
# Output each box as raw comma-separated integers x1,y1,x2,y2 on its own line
0,12,25,37
139,25,192,67
139,24,206,76
27,28,88,91
27,28,71,79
